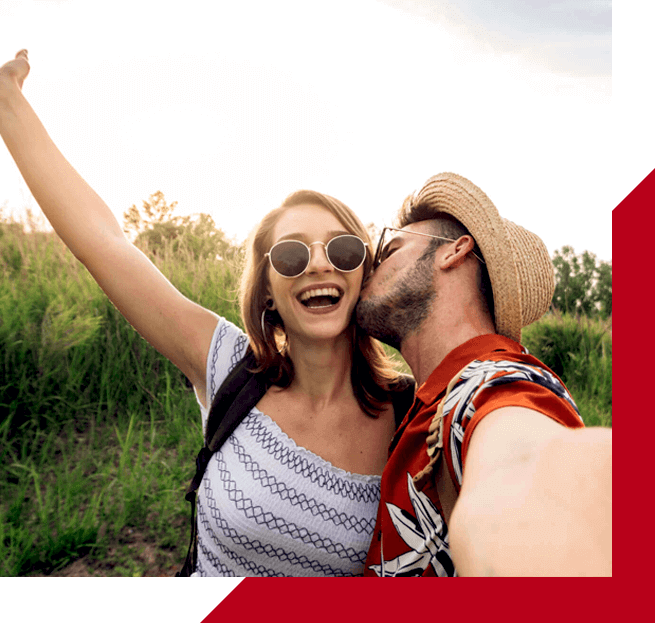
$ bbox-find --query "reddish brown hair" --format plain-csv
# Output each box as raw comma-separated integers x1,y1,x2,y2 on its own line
238,190,400,416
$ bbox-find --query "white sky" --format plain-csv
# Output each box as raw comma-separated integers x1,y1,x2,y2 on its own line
0,0,626,262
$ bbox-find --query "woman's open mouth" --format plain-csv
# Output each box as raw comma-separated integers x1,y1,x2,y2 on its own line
298,287,343,309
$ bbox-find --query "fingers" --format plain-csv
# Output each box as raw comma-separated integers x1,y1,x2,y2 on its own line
2,49,31,89
0,49,30,88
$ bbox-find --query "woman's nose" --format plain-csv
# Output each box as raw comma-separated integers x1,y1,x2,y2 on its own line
305,241,333,274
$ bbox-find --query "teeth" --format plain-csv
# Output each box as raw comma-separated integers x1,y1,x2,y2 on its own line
299,287,341,302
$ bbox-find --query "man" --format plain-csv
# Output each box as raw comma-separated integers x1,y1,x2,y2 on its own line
356,173,612,576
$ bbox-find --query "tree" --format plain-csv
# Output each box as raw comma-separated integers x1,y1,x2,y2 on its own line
595,261,612,317
123,190,177,234
123,191,238,261
551,246,612,318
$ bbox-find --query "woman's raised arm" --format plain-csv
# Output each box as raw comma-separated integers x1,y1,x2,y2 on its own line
0,51,218,406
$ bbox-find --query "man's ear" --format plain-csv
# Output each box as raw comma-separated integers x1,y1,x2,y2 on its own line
439,236,476,270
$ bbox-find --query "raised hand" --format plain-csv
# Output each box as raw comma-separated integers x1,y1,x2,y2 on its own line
0,49,30,92
0,46,217,403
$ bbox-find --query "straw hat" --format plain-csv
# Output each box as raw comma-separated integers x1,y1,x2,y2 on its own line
413,172,554,343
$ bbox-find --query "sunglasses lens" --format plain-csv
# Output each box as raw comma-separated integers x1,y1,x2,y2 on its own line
327,235,366,271
269,240,310,277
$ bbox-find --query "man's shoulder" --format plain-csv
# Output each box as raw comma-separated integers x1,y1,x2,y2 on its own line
441,334,564,390
419,333,551,403
443,350,583,481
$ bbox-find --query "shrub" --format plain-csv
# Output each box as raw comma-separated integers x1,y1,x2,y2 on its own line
522,310,612,426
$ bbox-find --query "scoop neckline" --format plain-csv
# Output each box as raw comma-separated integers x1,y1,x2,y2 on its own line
248,406,382,484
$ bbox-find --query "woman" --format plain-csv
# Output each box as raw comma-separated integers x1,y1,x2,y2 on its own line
0,51,405,576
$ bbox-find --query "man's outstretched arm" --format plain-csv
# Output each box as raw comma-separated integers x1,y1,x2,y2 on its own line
448,407,612,576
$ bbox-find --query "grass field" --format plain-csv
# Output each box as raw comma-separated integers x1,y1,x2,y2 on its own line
0,218,612,576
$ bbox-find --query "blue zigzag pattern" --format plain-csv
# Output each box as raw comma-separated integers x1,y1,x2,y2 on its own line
228,430,376,534
197,502,287,577
229,333,248,374
243,414,381,504
200,475,363,575
212,452,368,564
209,321,229,399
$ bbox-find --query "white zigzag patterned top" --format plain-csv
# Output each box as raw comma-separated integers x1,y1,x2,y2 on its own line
191,318,382,577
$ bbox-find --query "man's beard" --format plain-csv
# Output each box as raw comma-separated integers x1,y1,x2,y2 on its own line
355,256,436,350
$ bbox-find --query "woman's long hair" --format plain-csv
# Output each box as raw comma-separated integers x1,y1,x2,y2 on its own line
239,190,400,417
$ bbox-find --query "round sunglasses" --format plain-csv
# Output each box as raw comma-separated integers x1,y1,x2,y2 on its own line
266,234,368,278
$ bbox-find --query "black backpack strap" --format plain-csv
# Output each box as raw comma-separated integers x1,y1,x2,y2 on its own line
203,349,260,445
390,373,416,429
207,369,270,452
183,349,262,500
177,347,268,576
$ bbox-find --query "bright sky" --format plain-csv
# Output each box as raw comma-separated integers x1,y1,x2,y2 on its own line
0,0,643,266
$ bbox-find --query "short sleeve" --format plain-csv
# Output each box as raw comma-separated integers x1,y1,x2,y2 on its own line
441,359,584,488
198,317,250,433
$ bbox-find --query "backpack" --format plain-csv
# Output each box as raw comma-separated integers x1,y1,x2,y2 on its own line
176,348,415,576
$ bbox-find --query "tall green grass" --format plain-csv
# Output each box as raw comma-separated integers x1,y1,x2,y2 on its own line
0,217,612,576
0,217,242,576
522,310,612,427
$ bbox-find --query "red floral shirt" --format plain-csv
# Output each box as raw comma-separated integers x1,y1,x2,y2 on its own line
364,334,584,577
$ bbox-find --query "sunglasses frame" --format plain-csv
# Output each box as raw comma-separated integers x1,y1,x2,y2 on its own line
266,234,369,278
373,226,486,268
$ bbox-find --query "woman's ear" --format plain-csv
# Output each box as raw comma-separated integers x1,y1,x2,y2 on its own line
266,297,277,311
